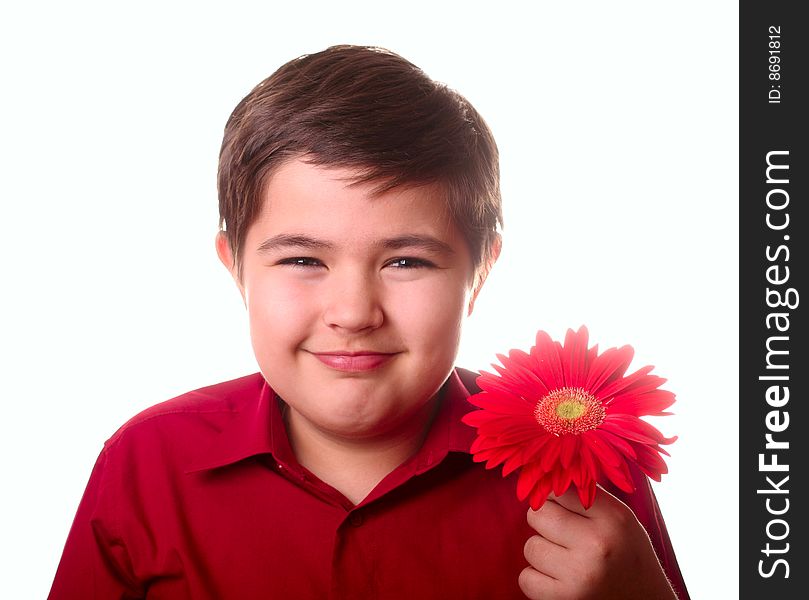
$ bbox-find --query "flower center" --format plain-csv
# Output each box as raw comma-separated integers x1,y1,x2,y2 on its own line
533,387,605,435
555,400,585,420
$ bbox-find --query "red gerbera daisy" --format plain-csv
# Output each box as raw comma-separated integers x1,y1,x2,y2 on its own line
461,326,677,510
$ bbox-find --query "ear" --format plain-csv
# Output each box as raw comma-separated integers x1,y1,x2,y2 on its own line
467,233,501,316
215,231,246,302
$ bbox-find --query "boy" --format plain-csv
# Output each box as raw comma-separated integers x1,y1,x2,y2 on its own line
50,45,688,599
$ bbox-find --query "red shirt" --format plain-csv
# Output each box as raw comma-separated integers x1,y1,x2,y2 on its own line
49,369,689,599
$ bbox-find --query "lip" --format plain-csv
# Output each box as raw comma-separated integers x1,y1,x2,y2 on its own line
308,351,398,373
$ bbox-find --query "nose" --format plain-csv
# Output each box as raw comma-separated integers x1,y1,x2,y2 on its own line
322,269,384,333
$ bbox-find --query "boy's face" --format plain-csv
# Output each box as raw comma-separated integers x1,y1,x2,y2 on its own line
218,158,485,443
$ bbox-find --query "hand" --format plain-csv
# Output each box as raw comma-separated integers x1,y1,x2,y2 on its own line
519,487,677,600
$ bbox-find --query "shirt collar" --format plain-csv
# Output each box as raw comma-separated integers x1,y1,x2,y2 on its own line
186,369,478,474
439,368,480,453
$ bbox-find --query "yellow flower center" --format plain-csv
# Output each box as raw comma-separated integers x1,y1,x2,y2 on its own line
555,400,586,420
533,387,605,435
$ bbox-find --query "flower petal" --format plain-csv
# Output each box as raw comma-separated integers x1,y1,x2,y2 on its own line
552,465,574,497
632,443,670,480
470,434,505,454
599,456,635,493
562,326,591,388
528,474,555,510
597,364,656,401
489,350,552,399
477,370,546,399
577,478,597,509
602,414,677,445
539,438,562,471
585,345,634,394
583,431,623,468
590,428,637,461
559,434,579,469
522,432,555,462
502,449,527,477
578,441,598,481
466,392,535,416
607,389,676,417
529,330,565,389
483,445,522,469
517,461,544,501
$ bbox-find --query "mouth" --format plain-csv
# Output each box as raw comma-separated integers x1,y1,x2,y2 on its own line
307,350,399,373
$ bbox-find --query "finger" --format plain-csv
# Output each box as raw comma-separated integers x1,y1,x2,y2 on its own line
523,534,570,580
518,566,563,600
559,485,633,523
547,488,591,516
526,499,589,548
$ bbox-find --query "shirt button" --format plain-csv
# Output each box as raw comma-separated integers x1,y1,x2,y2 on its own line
348,512,364,527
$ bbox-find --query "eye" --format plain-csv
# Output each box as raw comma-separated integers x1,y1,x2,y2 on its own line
276,257,325,269
385,257,437,269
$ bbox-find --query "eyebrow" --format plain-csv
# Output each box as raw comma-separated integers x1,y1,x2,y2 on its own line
256,234,335,254
376,235,455,255
256,233,455,255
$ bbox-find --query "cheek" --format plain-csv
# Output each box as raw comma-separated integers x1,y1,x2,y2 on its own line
245,278,317,350
391,278,469,352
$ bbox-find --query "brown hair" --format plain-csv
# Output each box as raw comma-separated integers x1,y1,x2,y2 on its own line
218,45,502,284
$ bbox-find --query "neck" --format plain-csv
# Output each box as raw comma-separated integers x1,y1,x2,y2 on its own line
285,397,441,505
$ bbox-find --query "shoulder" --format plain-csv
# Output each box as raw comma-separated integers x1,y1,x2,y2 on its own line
104,372,266,449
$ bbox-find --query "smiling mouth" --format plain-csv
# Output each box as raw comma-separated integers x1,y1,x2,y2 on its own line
308,351,398,373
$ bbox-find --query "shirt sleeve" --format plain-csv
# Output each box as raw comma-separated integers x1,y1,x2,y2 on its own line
48,448,144,600
610,465,691,600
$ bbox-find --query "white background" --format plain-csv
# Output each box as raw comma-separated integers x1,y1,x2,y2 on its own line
1,1,738,598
